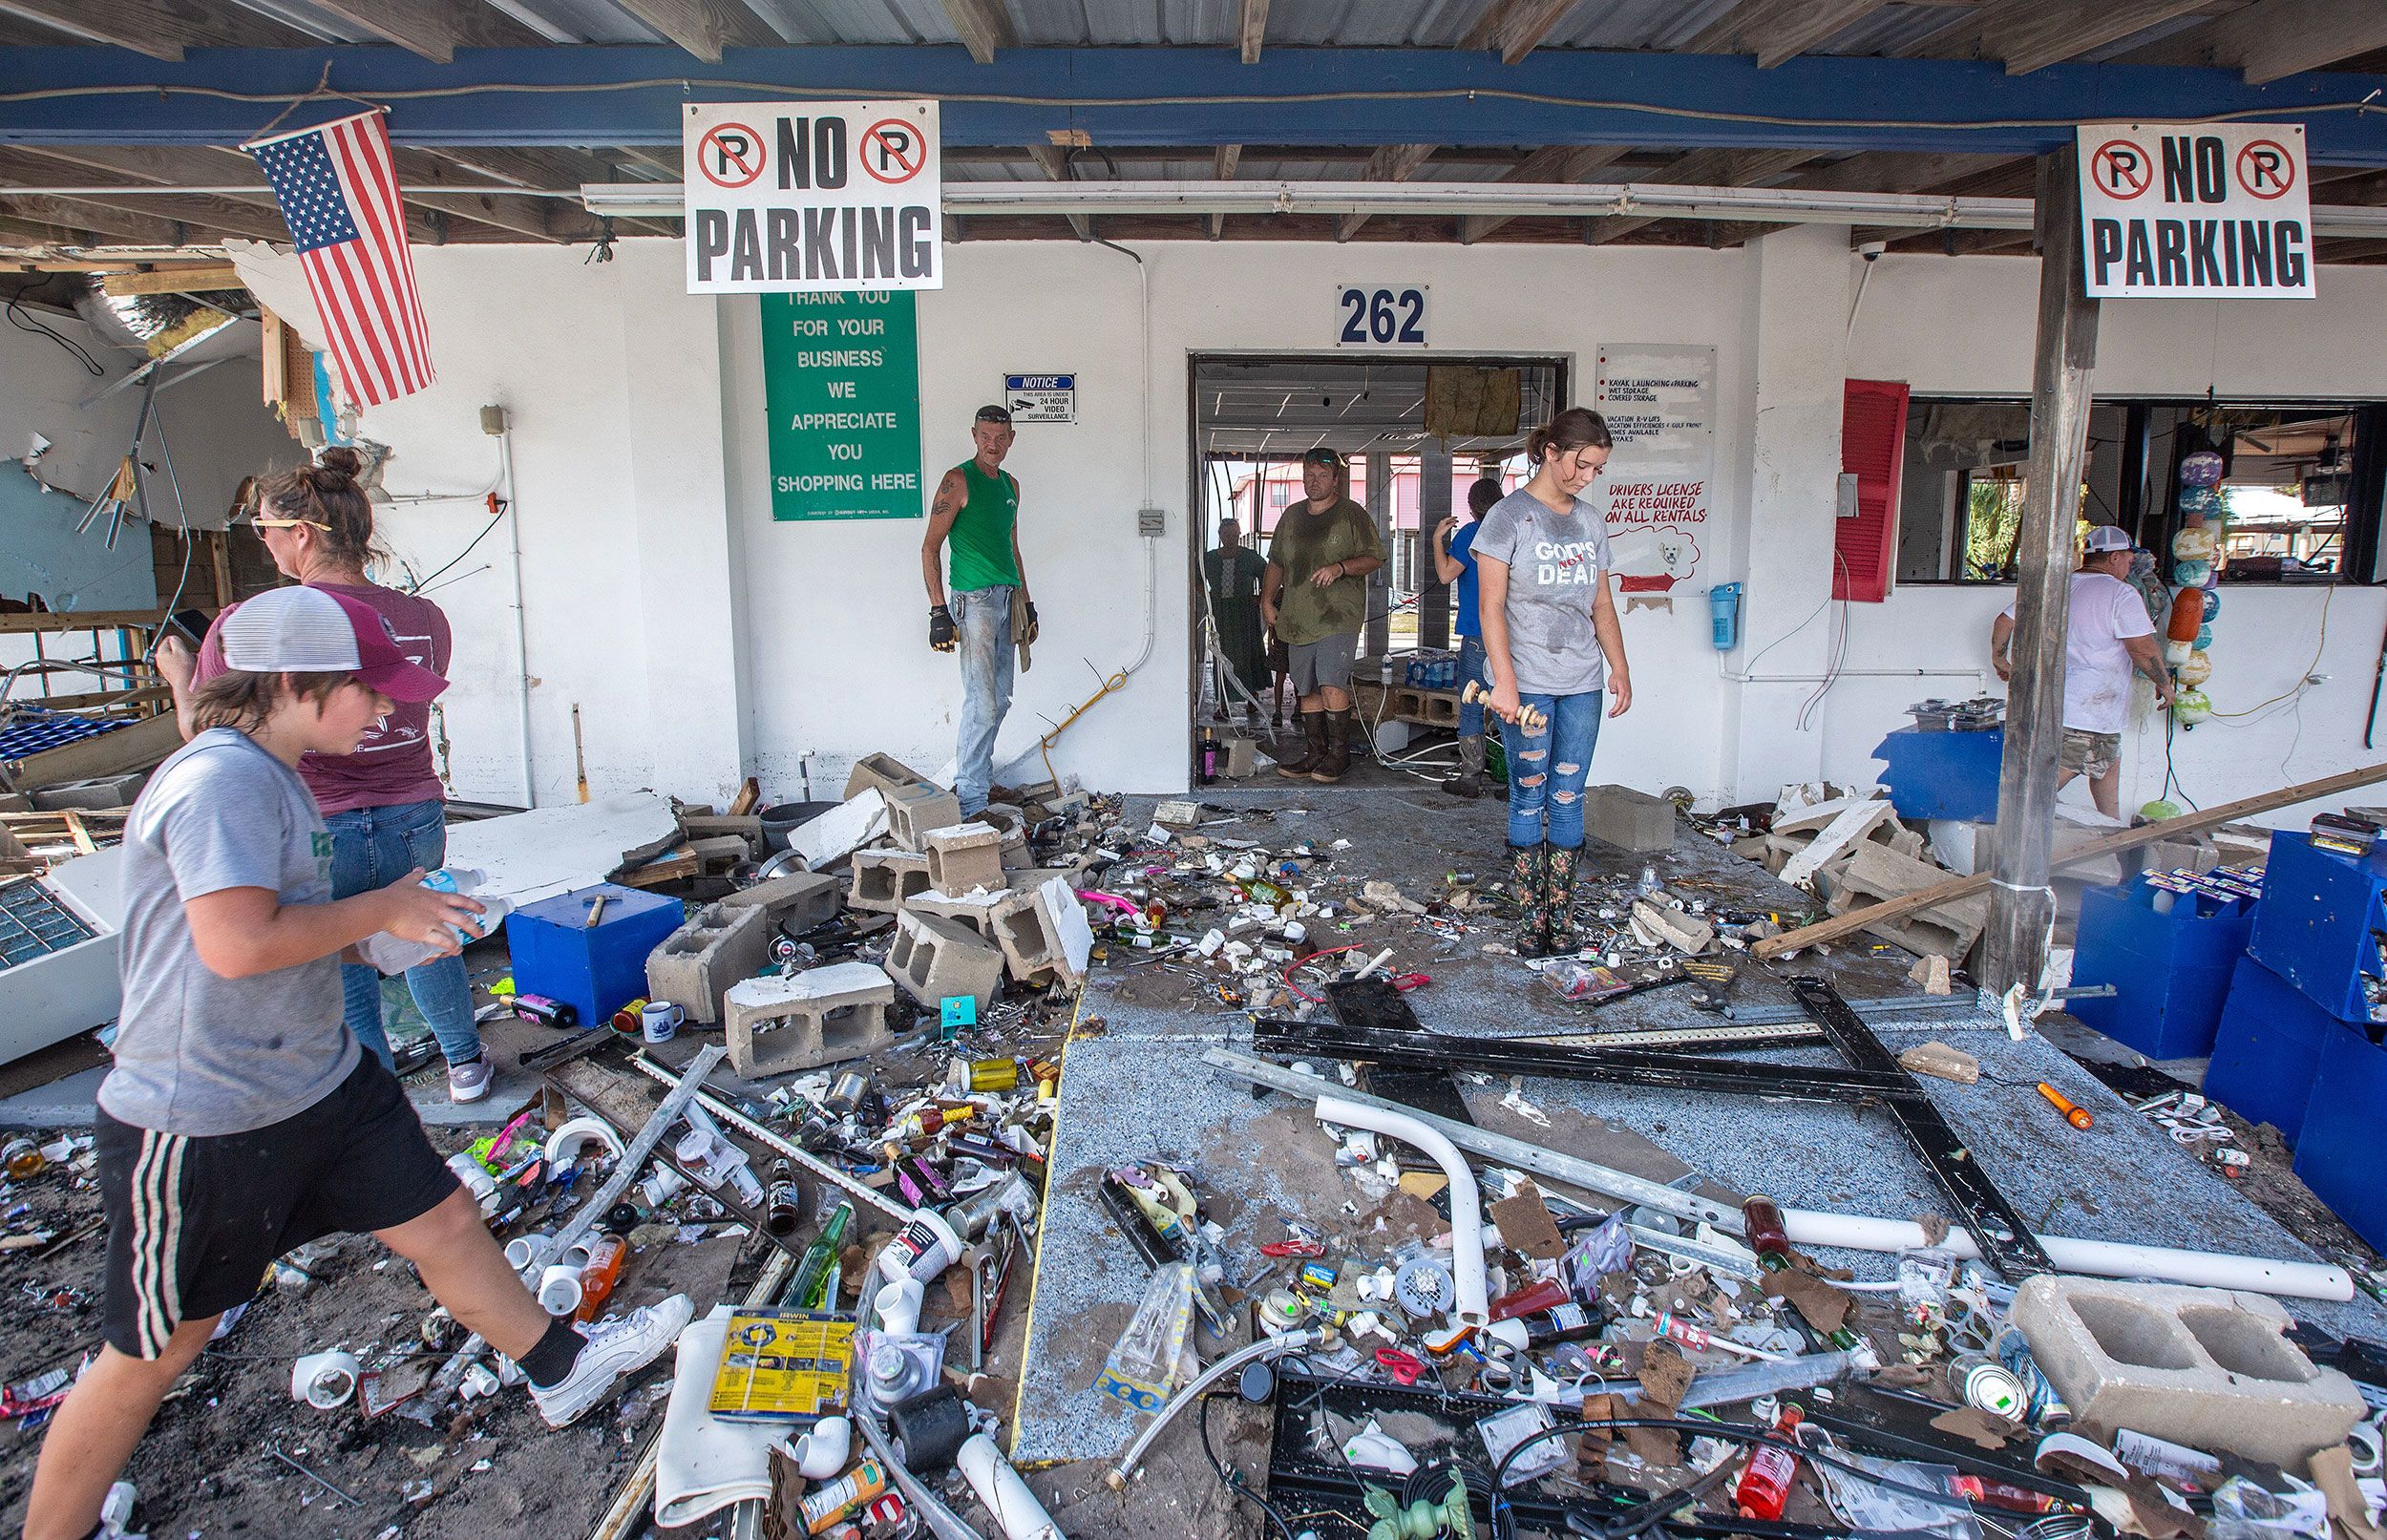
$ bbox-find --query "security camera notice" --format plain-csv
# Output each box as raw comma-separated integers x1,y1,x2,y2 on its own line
2075,123,2313,299
685,100,942,295
759,292,923,521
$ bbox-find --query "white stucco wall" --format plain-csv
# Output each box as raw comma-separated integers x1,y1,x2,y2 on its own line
226,233,2387,823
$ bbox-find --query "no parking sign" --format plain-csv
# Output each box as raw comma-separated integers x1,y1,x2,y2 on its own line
684,100,942,294
2076,123,2312,299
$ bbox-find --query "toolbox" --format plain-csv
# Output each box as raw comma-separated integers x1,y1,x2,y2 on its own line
2246,829,2387,1026
2070,874,2258,1060
505,882,684,1029
2204,952,2335,1146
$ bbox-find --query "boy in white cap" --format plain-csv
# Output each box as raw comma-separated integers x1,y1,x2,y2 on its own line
24,586,691,1540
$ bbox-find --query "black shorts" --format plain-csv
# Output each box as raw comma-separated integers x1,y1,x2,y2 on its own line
98,1053,458,1360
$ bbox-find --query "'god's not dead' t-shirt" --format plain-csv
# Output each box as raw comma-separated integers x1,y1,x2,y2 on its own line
1471,488,1615,696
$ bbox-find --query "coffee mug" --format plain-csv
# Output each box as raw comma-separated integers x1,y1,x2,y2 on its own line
641,1001,684,1044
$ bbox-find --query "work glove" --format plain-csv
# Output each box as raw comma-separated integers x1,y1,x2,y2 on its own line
929,605,956,652
1022,599,1040,644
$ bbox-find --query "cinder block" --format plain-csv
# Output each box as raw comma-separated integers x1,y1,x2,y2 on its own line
724,961,898,1078
719,871,842,931
922,821,1006,896
850,850,932,913
885,910,1006,1010
990,878,1089,987
903,887,1011,942
1586,784,1676,853
972,804,1034,869
845,752,930,802
678,813,763,854
645,902,773,1024
2011,1276,2365,1466
1827,840,1989,960
886,784,963,853
1222,736,1258,779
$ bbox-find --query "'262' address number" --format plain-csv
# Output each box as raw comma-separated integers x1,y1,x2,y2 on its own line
1336,285,1426,346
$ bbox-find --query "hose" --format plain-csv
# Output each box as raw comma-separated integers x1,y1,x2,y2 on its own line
1104,1330,1320,1491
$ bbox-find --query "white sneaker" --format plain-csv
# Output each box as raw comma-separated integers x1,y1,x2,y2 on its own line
447,1055,495,1103
527,1294,694,1427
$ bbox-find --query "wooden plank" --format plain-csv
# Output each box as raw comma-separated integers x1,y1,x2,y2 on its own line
61,812,94,854
1339,143,1438,242
0,609,182,636
1026,144,1093,242
1462,0,1587,64
100,264,241,296
0,0,306,59
1978,0,2209,74
18,685,169,712
1754,758,2387,960
293,0,542,62
1979,148,2099,996
1238,0,1269,63
0,192,188,249
1687,0,1895,69
607,0,776,62
938,0,1017,64
1460,143,1632,243
1584,147,1819,245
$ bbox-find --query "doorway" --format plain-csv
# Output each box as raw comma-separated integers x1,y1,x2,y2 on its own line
1186,353,1568,786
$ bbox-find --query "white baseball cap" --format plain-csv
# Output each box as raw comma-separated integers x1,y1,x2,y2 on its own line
2082,525,2138,554
218,585,448,703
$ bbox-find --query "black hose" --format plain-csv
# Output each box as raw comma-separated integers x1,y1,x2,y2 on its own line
1488,1415,1982,1513
1199,1389,1300,1540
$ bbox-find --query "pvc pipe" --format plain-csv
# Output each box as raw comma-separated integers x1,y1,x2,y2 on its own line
1105,1330,1320,1492
958,1433,1066,1540
790,1416,851,1480
543,1115,624,1168
1316,1097,1530,1353
1779,1211,2355,1301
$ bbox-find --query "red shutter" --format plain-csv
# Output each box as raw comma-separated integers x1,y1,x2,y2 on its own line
1835,378,1910,602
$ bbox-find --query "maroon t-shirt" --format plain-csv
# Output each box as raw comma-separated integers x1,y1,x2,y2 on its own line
194,581,452,814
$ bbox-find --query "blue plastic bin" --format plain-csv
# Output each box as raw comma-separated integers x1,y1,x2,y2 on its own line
1871,726,2003,824
2291,1022,2387,1253
2204,953,2335,1145
506,882,684,1029
2070,875,2257,1059
2247,829,2387,1023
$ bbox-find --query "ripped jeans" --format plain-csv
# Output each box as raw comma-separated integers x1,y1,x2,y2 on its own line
1499,689,1604,850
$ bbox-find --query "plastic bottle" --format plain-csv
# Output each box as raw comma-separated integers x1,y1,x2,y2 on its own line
1733,1404,1804,1520
573,1233,628,1321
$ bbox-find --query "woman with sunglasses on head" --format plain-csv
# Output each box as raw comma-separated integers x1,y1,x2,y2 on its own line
1473,409,1634,959
156,448,495,1103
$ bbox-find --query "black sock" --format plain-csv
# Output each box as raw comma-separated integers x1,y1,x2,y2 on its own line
518,1318,585,1388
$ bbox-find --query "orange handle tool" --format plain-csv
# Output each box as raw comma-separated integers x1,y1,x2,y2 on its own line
2037,1083,2094,1130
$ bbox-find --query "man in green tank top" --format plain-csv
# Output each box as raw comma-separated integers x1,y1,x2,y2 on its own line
921,405,1035,815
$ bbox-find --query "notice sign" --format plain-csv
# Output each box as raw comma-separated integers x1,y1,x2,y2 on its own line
759,291,922,520
1592,345,1714,596
2076,124,2312,299
1003,373,1075,423
685,100,941,295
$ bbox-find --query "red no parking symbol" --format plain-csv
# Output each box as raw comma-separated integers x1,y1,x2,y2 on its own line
2237,139,2296,200
861,118,926,184
696,122,766,188
2090,138,2152,200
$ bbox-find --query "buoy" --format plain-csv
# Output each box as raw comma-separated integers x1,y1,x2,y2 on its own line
2172,525,2217,562
2181,449,2226,488
2173,559,2213,587
2173,687,2212,725
2141,799,2183,821
2178,650,2212,686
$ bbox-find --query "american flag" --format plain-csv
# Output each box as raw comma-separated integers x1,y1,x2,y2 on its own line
246,110,433,407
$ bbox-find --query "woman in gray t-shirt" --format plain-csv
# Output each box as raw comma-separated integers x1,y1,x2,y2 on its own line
1473,407,1635,959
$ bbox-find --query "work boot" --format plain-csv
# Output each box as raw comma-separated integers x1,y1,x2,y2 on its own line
1310,710,1354,783
1508,842,1553,959
1440,734,1486,799
1277,711,1327,777
1545,845,1585,955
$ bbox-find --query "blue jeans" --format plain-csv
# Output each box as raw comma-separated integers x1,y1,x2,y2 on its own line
326,797,483,1070
952,585,1015,815
1457,636,1489,738
1500,690,1604,850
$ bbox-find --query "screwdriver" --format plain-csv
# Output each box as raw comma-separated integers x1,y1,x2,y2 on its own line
2037,1082,2094,1130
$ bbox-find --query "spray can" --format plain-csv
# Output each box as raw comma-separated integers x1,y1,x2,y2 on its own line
800,1460,890,1534
765,1161,800,1236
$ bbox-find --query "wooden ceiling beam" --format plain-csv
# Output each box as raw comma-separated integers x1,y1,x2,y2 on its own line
1581,147,1819,245
607,0,776,62
1339,143,1437,242
2123,0,2387,81
1238,0,1268,63
0,0,307,61
1026,144,1092,242
1211,146,1240,240
0,149,291,243
1460,142,1632,243
0,190,190,247
1462,0,1586,64
1977,0,2211,74
100,263,242,295
421,145,673,236
938,0,1016,64
286,0,542,62
0,213,102,249
1684,0,1896,69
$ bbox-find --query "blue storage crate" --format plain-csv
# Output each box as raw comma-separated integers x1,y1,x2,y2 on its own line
1870,726,2003,824
2070,875,2257,1059
2246,830,2387,1023
2291,1021,2387,1253
506,882,684,1029
2204,953,2335,1145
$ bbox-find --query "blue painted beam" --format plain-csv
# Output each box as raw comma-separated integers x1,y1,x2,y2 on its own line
1,46,2384,164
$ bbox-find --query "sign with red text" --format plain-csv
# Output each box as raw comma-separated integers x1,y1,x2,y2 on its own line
1593,344,1713,596
684,100,941,294
2076,123,2312,299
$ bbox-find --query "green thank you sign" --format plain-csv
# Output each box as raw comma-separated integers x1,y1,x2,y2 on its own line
760,290,923,521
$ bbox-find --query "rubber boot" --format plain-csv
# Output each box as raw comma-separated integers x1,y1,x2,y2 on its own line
1310,710,1354,784
1440,734,1486,799
1276,710,1327,777
1545,844,1584,956
1508,842,1552,960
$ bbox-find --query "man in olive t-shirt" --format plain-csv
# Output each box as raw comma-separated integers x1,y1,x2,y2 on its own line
1260,447,1385,783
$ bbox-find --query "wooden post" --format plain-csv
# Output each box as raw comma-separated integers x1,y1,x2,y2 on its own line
1983,148,2102,996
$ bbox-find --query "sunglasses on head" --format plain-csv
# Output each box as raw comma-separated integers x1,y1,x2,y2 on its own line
250,514,329,532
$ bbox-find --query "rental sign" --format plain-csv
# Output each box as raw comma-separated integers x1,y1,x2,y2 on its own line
684,100,941,294
2076,124,2312,299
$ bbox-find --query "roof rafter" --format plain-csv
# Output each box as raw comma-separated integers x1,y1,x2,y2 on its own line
1238,0,1268,64
1462,0,1586,64
0,0,306,61
1582,147,1819,245
287,0,543,63
1026,143,1092,241
938,0,1016,65
1339,143,1437,242
1211,145,1240,239
1460,143,1632,243
1685,0,1896,70
1976,0,2212,74
2124,0,2387,82
607,0,776,63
